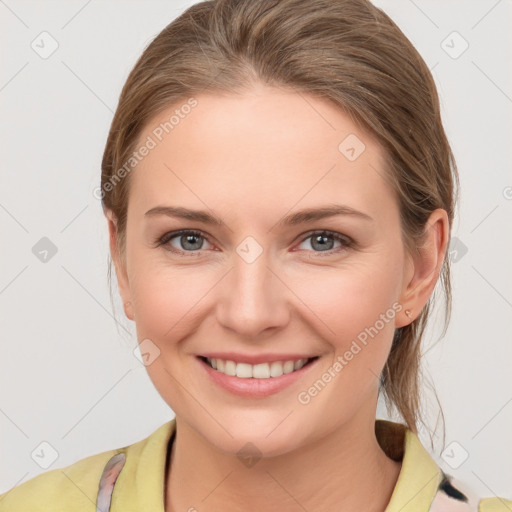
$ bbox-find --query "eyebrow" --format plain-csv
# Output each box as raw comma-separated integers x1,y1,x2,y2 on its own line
144,204,373,227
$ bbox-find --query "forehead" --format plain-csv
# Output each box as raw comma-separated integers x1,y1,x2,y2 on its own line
130,87,396,220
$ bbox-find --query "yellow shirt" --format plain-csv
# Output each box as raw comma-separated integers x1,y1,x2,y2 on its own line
0,419,510,511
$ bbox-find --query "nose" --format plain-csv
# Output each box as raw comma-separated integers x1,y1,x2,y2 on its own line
215,246,291,340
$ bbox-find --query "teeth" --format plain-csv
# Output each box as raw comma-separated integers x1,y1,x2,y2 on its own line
236,362,254,378
224,360,236,376
284,360,295,373
271,361,285,377
205,357,312,378
293,360,304,370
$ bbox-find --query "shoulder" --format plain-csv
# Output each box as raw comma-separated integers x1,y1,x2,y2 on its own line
430,472,512,512
478,497,512,511
377,420,512,512
0,420,175,511
0,447,124,511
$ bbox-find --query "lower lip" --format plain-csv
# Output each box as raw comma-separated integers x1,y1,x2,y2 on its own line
197,356,319,398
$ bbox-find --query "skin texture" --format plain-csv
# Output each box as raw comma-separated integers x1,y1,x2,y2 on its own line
107,84,449,512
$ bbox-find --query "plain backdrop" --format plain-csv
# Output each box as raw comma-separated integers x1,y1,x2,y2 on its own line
1,0,511,499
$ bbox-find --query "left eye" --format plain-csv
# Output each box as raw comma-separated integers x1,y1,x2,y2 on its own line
156,229,352,255
296,230,351,253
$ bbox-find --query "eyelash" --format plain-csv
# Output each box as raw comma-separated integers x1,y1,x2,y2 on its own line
154,229,354,257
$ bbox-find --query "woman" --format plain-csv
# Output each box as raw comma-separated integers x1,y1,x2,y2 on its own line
1,0,509,510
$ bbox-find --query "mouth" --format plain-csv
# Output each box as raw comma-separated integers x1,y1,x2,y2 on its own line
196,354,321,398
198,355,320,378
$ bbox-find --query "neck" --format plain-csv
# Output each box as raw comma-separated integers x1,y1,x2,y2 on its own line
165,405,402,512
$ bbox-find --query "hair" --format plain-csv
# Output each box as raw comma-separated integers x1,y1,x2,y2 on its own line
101,0,459,436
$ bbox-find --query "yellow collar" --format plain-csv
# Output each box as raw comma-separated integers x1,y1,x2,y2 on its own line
376,419,443,512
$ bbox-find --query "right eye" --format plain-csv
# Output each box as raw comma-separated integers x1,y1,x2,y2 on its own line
156,229,215,255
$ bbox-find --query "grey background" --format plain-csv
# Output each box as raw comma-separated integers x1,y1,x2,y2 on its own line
1,0,511,499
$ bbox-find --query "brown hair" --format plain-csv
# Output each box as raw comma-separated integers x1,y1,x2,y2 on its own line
101,0,459,435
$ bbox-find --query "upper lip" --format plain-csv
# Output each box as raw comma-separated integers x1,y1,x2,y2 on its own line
198,352,318,365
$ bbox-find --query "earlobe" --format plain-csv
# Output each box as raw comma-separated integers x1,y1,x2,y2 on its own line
123,301,134,321
398,209,449,327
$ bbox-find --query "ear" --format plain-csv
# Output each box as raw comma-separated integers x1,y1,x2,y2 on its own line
397,208,450,328
106,210,134,321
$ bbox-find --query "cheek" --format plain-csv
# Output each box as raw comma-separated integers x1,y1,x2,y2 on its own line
129,251,402,340
129,257,218,341
292,258,401,338
289,260,402,420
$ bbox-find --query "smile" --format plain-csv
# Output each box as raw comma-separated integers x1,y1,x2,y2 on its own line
197,354,321,398
202,356,318,378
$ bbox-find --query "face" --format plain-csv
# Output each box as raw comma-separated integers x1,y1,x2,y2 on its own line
110,85,422,457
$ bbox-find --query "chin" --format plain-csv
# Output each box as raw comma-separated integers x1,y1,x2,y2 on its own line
191,410,309,459
211,429,302,460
